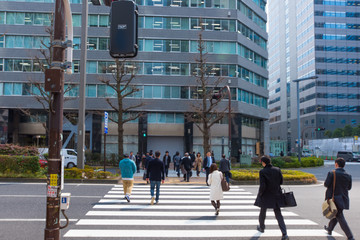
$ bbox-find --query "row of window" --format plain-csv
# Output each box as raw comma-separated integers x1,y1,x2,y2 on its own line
303,105,360,114
314,0,360,6
0,12,267,49
0,83,268,109
315,11,360,18
299,81,360,93
300,93,360,104
315,45,360,53
316,69,360,76
315,34,360,41
0,35,267,69
315,22,360,29
316,57,360,64
0,59,268,88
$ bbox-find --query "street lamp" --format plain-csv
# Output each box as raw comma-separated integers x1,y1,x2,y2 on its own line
293,75,318,163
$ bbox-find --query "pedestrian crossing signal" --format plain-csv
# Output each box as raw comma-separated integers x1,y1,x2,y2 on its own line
315,127,325,131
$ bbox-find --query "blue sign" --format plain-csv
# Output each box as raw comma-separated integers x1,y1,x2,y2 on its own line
61,197,67,204
104,111,108,134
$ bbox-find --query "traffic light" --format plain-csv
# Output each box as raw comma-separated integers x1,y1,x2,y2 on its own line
109,0,138,58
315,127,325,131
90,0,112,6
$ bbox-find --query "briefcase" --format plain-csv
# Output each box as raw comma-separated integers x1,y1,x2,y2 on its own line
282,189,297,207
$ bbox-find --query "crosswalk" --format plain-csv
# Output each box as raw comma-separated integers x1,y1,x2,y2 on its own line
64,184,342,239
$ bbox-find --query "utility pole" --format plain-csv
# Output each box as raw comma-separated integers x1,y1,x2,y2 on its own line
44,0,65,238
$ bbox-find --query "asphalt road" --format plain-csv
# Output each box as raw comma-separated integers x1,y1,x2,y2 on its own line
0,161,359,240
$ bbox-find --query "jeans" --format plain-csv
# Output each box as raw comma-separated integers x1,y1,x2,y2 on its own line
223,171,230,183
150,181,161,202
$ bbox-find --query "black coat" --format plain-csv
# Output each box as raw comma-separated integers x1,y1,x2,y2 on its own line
146,158,165,181
254,164,285,208
163,155,171,167
181,156,192,171
324,168,352,210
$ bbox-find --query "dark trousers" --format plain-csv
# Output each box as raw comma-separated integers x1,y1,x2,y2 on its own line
205,167,210,184
259,207,287,235
184,170,191,182
136,161,140,173
165,166,169,177
327,209,353,239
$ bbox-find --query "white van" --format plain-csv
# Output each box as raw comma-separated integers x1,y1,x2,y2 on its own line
38,148,78,168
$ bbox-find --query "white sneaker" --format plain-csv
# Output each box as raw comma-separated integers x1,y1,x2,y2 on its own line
125,195,130,202
150,197,155,205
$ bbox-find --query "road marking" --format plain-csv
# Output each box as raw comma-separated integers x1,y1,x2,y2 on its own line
0,195,102,198
113,185,243,189
77,218,317,226
86,210,298,217
104,194,256,199
93,204,259,210
64,229,342,238
109,190,252,195
0,219,78,222
98,199,255,204
112,187,245,192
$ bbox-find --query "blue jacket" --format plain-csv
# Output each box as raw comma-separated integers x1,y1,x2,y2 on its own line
119,158,137,179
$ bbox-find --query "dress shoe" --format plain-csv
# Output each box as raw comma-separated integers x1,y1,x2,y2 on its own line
256,225,264,233
324,225,332,235
281,234,289,240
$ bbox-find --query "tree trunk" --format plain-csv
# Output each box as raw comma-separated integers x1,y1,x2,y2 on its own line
203,122,211,154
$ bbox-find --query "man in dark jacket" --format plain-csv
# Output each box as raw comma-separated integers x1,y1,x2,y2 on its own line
163,151,171,177
324,158,354,240
202,151,213,185
146,151,165,205
219,154,231,183
254,155,288,240
181,153,193,182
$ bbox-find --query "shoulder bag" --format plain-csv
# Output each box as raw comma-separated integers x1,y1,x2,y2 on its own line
282,188,297,207
221,173,230,192
322,170,338,219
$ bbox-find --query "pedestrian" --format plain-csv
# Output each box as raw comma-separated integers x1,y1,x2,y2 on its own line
119,154,137,202
146,151,165,205
190,151,196,164
324,157,354,240
280,151,284,157
194,152,203,177
163,151,171,177
181,152,192,182
173,151,181,177
254,155,288,240
219,154,231,183
207,163,223,215
129,151,136,162
135,152,141,173
203,151,213,185
141,154,146,170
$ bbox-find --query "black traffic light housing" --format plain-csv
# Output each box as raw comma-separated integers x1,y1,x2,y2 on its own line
315,127,325,131
91,0,112,6
109,0,138,58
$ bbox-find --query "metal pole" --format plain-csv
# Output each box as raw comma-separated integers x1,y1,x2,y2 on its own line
225,86,231,158
296,81,301,163
44,0,65,239
77,0,88,169
104,133,106,172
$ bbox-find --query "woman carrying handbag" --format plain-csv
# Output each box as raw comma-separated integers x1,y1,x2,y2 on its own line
207,163,223,215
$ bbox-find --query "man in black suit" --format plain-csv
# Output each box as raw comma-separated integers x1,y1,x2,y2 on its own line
162,151,171,177
324,158,354,240
146,151,165,205
254,156,288,240
202,151,213,185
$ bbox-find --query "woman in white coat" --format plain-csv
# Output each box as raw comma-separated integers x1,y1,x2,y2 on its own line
207,163,223,215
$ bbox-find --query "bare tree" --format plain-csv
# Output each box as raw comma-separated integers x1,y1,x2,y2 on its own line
186,29,229,154
19,15,72,136
99,58,144,157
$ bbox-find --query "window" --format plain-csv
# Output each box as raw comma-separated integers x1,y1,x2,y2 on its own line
330,119,335,124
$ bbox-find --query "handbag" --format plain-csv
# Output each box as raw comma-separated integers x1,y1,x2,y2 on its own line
322,170,338,219
282,188,297,207
221,174,230,191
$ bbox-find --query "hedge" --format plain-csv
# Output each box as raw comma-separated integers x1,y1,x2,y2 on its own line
0,155,40,173
0,144,39,156
256,156,323,169
64,166,113,179
230,169,317,183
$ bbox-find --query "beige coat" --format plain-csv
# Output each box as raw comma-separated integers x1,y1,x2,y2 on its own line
207,170,223,201
194,156,202,171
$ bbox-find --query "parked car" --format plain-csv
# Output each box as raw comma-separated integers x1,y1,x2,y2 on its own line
38,148,79,168
352,152,360,162
39,155,47,168
336,151,354,162
302,150,312,157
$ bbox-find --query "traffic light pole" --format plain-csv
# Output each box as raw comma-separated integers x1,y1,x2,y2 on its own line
44,0,66,239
